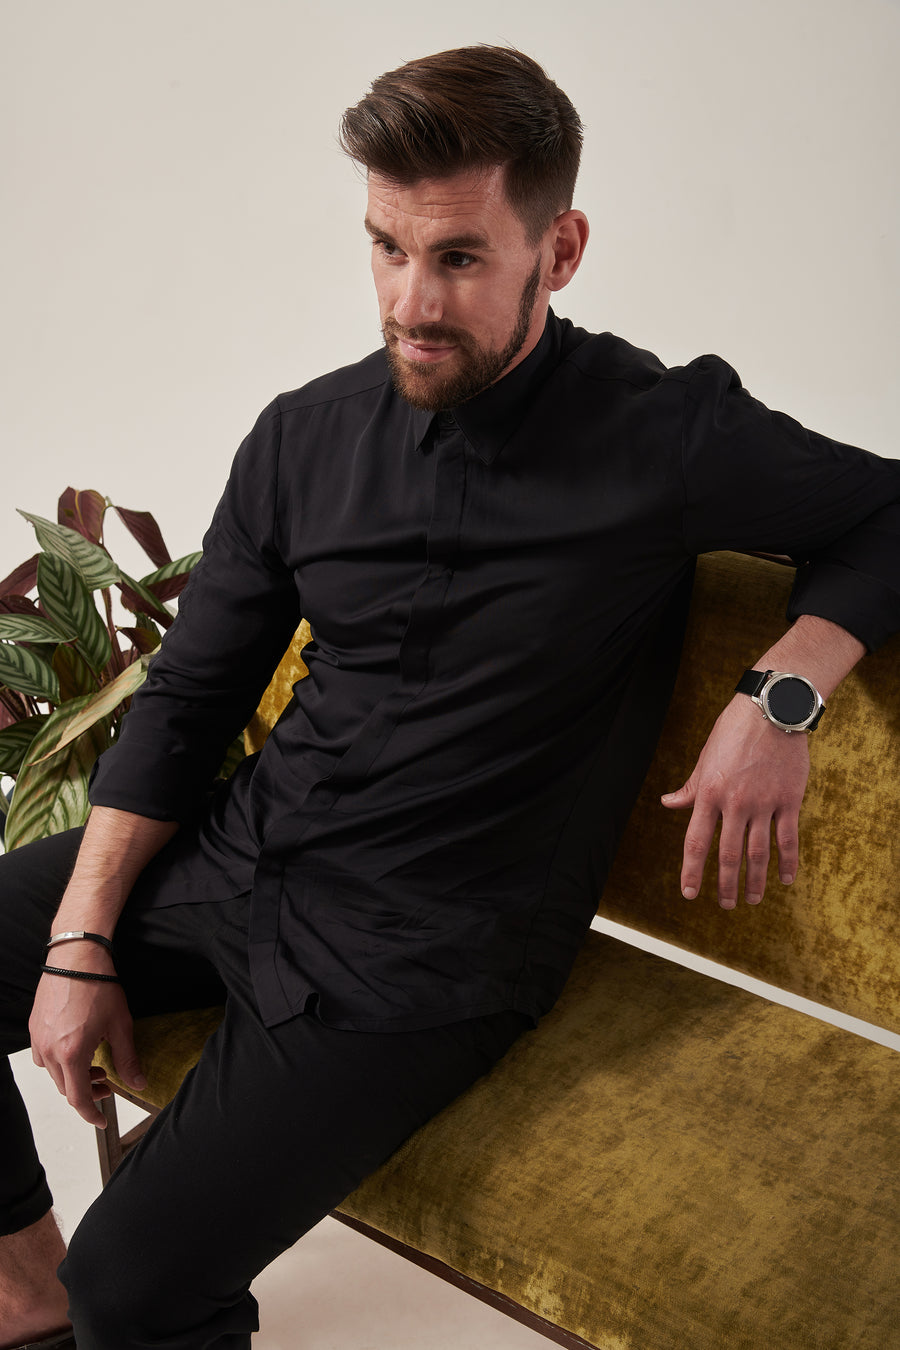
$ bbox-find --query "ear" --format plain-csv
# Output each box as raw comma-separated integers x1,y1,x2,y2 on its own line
544,210,590,292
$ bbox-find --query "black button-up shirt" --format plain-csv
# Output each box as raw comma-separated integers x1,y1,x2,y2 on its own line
90,313,900,1030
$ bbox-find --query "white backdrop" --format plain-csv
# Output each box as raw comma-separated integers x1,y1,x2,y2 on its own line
2,0,898,580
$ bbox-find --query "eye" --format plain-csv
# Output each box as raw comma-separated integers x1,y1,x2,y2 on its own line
444,251,477,269
373,239,405,262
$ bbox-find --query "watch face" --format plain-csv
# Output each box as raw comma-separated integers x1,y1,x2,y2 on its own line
765,675,817,727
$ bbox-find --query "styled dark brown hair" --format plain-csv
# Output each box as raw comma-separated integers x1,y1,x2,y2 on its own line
339,45,583,244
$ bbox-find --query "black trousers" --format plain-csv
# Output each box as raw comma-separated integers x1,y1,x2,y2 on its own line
0,830,529,1349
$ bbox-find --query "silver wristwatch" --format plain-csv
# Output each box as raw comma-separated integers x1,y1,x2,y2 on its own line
734,668,825,733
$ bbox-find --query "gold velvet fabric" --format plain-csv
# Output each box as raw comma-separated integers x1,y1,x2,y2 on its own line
600,552,900,1034
338,934,900,1349
94,552,900,1348
95,1007,224,1110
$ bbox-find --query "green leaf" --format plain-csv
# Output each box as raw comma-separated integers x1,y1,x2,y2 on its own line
18,511,121,591
141,552,203,589
117,572,174,624
0,717,49,774
0,614,74,643
4,699,112,850
140,552,202,603
0,643,60,702
37,553,112,676
29,659,147,763
54,644,97,701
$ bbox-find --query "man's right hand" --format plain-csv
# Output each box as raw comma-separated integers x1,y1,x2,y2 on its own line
29,940,146,1128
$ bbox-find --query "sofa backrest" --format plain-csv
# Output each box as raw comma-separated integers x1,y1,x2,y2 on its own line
601,551,900,1035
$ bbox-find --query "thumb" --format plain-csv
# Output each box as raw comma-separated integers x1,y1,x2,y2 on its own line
661,780,695,809
107,1024,148,1092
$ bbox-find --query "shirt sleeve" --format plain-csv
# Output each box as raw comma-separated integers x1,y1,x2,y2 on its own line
89,400,302,821
678,354,900,650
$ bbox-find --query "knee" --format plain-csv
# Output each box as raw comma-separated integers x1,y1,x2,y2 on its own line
61,1196,259,1349
60,1212,150,1347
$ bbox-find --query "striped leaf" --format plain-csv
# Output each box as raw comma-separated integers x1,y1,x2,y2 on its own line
0,643,60,702
38,553,112,675
0,717,49,774
54,644,97,701
4,700,112,850
0,614,73,643
118,572,174,625
141,552,202,602
30,659,147,764
18,511,121,591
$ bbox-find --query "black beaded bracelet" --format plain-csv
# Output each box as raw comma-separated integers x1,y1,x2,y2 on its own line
40,963,122,985
46,930,114,955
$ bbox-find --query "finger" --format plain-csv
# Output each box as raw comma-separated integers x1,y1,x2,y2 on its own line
773,808,800,886
106,1024,148,1093
661,781,695,810
680,802,719,900
743,820,772,905
60,1056,107,1128
717,816,749,910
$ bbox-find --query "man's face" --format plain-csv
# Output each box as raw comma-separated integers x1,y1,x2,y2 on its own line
365,167,550,411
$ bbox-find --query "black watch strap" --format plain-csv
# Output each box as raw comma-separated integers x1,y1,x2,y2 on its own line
735,669,770,699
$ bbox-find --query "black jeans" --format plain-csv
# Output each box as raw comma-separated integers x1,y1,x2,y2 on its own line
0,830,529,1349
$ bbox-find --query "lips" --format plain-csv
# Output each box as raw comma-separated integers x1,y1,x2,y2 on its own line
397,337,456,364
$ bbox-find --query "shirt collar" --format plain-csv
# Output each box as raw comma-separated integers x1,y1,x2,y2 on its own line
411,311,563,465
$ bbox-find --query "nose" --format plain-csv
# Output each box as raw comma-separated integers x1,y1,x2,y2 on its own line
392,263,444,330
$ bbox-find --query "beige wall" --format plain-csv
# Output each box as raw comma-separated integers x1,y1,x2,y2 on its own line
2,0,898,578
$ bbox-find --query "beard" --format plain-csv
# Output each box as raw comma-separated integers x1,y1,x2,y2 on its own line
382,256,543,412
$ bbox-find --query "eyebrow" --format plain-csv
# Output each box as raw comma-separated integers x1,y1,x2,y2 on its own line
363,217,493,254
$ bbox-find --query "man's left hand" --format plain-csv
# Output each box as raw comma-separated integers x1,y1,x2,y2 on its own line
661,695,810,908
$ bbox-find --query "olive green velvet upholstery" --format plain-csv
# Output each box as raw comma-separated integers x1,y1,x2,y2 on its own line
600,552,900,1033
94,551,900,1349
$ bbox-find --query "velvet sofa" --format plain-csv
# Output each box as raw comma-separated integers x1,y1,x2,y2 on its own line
95,550,900,1349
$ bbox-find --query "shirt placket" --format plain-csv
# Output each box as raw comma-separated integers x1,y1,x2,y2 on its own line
250,411,469,1021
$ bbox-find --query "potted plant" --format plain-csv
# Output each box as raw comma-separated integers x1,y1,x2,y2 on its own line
0,487,242,851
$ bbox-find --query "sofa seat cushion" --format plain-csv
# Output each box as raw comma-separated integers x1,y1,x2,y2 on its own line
337,933,900,1350
96,931,899,1348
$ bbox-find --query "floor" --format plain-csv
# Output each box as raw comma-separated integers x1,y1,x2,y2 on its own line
11,1050,547,1349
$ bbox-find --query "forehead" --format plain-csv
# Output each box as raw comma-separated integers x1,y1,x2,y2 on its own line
365,166,527,245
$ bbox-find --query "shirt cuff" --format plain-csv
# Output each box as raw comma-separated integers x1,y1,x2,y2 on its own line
787,561,900,652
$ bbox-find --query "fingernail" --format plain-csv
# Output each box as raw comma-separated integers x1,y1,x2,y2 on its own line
746,893,762,906
720,897,736,910
131,1074,148,1090
682,886,698,900
781,874,794,886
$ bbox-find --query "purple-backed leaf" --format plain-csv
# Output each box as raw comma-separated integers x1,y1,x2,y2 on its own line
116,575,173,628
118,624,162,655
57,489,107,545
141,551,202,602
113,506,172,568
0,595,43,618
0,687,30,730
0,555,40,599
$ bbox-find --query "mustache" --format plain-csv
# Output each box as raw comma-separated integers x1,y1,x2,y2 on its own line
382,317,470,347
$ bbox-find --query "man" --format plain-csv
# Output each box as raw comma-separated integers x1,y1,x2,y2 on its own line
1,45,898,1350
